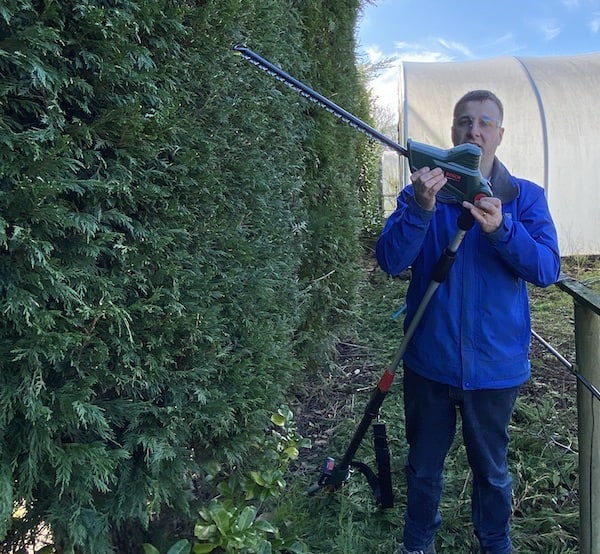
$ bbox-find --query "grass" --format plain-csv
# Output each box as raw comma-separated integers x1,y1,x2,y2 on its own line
281,252,600,553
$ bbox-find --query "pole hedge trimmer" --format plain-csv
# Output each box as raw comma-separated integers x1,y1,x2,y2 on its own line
233,44,482,507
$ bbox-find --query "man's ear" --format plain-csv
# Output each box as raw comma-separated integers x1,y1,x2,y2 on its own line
497,126,505,146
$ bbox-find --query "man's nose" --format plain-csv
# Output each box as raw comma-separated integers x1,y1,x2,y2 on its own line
467,121,483,135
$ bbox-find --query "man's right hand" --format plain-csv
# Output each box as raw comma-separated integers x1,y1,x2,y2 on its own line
411,166,447,211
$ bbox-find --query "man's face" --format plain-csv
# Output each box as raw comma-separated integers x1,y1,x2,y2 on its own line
451,99,504,168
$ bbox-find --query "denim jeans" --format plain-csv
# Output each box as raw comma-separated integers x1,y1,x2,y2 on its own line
402,367,520,554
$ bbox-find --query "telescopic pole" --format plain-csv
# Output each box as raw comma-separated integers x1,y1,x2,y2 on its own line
311,210,475,497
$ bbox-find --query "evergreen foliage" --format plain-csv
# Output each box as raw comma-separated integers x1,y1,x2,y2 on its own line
291,0,369,365
0,0,373,551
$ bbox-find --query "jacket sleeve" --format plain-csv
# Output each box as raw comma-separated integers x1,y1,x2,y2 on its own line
485,182,561,287
375,186,435,276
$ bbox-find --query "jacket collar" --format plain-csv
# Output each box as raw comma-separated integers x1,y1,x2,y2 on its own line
488,158,519,203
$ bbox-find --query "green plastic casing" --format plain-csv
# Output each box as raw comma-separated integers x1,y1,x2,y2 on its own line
407,139,492,203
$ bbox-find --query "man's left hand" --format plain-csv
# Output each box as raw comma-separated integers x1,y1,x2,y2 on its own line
462,197,503,233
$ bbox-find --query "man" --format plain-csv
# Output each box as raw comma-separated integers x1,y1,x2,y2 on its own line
376,90,561,554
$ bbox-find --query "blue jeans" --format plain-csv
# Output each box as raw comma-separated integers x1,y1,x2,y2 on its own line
402,368,520,554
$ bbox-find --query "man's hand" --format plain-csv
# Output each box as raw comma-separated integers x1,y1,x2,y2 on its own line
411,166,447,211
462,196,503,233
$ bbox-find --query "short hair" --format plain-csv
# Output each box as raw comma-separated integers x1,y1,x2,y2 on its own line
453,90,504,123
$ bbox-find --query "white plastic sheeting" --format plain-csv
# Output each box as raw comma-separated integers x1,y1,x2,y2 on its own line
383,52,600,256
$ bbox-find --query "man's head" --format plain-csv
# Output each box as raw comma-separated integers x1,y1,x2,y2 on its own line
451,90,504,178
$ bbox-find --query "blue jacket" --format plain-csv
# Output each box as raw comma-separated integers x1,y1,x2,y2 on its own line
376,159,561,390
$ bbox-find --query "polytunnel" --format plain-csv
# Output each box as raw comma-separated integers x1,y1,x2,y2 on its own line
382,52,600,256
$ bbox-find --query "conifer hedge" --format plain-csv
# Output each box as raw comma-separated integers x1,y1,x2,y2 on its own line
0,0,370,551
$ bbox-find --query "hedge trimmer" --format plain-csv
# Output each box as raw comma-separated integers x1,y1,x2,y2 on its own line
233,44,480,507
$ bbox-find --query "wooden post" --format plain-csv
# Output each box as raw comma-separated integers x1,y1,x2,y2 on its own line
574,303,600,554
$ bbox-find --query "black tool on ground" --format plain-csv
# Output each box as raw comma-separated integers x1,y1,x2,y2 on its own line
307,210,475,506
233,44,492,204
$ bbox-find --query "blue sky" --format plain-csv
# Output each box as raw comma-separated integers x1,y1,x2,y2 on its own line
357,0,600,113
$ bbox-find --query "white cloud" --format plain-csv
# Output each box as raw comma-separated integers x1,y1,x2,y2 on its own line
392,40,454,63
363,44,386,64
560,0,600,8
589,12,600,32
436,38,474,58
538,18,561,40
368,63,400,116
483,33,525,55
361,39,458,118
395,51,451,63
358,44,399,115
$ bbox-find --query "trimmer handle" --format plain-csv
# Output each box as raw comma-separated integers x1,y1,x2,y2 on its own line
407,140,492,203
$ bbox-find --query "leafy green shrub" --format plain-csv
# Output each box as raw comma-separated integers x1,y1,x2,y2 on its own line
144,406,311,554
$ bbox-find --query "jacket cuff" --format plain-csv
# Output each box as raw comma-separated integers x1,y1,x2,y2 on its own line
410,195,436,221
486,215,511,242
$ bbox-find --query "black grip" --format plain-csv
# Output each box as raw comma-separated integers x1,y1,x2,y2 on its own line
431,248,457,283
373,423,393,509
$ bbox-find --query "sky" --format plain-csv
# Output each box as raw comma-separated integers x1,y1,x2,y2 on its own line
357,0,600,116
